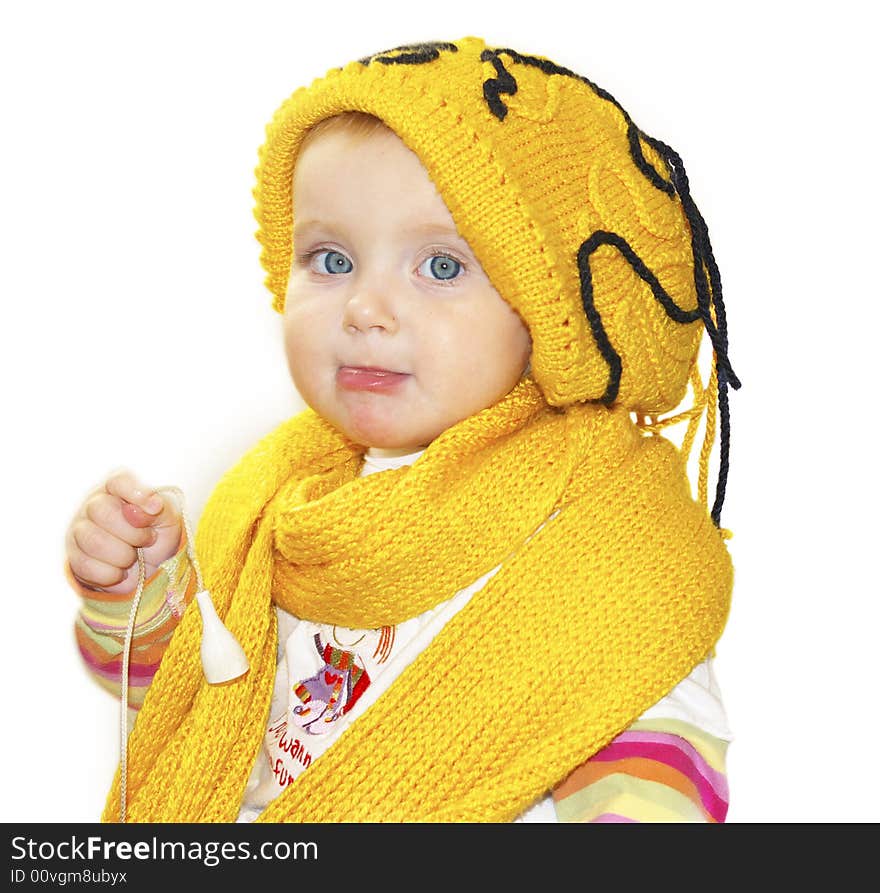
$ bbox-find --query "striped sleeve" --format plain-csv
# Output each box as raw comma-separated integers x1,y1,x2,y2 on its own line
551,718,730,823
68,532,197,709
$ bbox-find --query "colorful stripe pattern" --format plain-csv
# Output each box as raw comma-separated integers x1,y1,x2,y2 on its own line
552,718,729,823
70,533,196,708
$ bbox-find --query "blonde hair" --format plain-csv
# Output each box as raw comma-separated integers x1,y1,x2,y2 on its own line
299,110,390,151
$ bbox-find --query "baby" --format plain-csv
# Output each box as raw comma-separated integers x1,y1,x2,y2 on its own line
65,37,737,823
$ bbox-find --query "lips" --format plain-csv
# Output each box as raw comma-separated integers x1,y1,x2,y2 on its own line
336,366,410,392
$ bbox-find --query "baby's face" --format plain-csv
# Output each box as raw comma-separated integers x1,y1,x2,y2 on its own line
283,125,532,450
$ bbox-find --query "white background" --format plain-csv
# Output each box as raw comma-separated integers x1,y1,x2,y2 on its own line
2,1,877,823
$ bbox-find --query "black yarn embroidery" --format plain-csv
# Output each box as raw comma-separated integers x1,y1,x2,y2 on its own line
577,231,702,401
481,46,740,526
481,52,518,119
480,48,673,195
359,42,458,66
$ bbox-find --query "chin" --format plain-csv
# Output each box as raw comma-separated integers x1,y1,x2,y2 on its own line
351,430,427,451
356,427,432,451
334,403,423,450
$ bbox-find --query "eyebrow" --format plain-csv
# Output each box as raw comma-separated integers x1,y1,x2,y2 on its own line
293,219,468,244
293,219,331,238
408,222,467,241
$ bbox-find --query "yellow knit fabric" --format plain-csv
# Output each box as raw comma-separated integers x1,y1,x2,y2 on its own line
101,37,736,822
103,378,732,822
254,36,704,412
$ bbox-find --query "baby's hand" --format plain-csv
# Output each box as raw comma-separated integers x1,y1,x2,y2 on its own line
65,470,183,594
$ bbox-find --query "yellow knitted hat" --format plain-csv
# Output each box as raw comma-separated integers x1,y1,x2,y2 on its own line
253,36,740,520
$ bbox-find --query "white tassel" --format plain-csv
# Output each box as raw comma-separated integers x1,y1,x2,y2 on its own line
195,590,249,684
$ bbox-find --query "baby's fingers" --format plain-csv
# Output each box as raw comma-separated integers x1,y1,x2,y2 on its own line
104,469,165,524
66,519,141,588
83,491,158,549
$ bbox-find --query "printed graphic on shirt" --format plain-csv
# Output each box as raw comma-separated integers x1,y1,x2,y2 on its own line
262,623,398,794
290,633,371,734
288,626,396,733
265,716,313,790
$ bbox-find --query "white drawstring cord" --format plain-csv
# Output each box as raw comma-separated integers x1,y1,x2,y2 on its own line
118,486,248,822
119,547,146,823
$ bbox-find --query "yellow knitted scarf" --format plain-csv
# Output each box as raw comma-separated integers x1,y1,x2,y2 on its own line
102,376,732,822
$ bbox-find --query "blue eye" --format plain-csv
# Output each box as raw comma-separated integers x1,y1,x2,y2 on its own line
420,255,462,281
314,250,353,274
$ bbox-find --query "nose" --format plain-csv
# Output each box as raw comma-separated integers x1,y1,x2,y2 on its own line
342,282,399,335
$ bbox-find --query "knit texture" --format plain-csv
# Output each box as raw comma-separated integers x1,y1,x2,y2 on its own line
254,36,711,414
103,377,732,822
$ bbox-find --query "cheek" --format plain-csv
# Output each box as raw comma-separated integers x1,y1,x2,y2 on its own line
283,308,324,383
492,305,532,366
443,307,530,381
